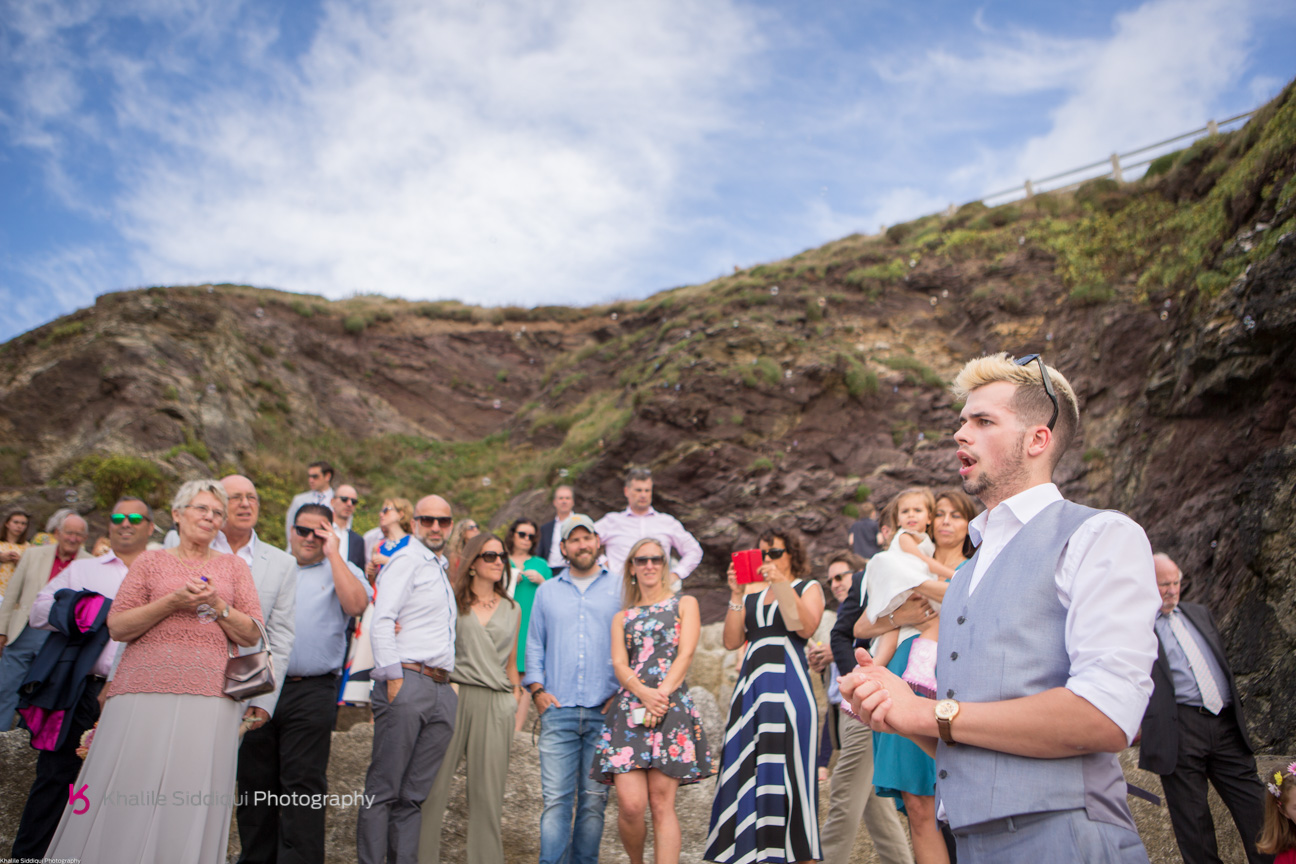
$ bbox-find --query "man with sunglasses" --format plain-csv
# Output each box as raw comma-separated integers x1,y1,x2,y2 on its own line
0,508,90,731
358,495,458,864
525,514,623,864
330,483,367,572
284,460,335,550
9,498,148,859
842,353,1162,862
238,503,370,864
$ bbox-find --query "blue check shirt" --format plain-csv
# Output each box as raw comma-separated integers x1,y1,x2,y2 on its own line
523,568,621,708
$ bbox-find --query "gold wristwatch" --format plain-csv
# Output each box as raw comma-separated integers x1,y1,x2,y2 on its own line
935,699,960,745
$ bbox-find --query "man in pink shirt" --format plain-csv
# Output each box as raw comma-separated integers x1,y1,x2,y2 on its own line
11,497,153,860
593,467,702,583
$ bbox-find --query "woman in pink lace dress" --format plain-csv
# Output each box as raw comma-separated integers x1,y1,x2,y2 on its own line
48,479,264,864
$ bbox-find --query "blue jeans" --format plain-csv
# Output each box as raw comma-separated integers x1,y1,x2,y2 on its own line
537,705,608,864
0,626,50,731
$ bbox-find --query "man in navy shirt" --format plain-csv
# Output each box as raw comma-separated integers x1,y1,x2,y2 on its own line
524,515,622,864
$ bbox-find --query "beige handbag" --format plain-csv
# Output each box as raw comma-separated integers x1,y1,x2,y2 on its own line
223,617,275,701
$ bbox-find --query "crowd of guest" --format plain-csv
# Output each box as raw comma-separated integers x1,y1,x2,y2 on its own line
1,352,1289,864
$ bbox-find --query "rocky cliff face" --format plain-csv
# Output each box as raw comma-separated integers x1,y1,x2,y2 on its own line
2,84,1294,751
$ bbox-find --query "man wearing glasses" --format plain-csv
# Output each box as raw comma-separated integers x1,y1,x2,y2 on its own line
358,495,458,864
238,503,370,864
212,475,299,746
842,352,1161,862
330,483,367,572
285,460,335,548
0,508,90,731
9,498,149,859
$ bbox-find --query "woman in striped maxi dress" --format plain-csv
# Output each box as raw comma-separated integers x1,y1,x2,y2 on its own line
705,528,825,863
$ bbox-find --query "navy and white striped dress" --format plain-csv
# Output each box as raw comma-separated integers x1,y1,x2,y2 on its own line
705,580,820,863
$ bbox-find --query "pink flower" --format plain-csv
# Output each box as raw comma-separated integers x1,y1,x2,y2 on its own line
609,747,634,768
668,744,680,758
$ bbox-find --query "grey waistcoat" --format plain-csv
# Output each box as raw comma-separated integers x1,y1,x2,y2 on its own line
934,499,1136,833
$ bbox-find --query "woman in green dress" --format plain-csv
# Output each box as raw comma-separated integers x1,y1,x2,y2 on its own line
505,518,551,730
418,533,521,864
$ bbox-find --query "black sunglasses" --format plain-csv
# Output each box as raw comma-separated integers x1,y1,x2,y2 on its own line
476,551,505,563
514,530,535,540
292,525,318,538
414,515,454,529
632,555,665,566
1014,353,1059,431
829,572,851,581
111,513,147,525
761,548,787,561
336,496,358,505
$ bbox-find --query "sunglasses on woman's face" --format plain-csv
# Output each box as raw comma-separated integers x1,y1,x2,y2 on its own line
761,548,787,561
632,555,665,566
110,513,147,525
380,506,395,514
476,551,504,563
514,530,535,540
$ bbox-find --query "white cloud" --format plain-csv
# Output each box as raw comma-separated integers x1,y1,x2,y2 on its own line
56,0,762,307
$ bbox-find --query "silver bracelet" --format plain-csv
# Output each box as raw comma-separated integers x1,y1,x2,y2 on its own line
888,612,896,627
728,600,744,612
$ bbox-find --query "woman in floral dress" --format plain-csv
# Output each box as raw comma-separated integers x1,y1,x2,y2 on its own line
594,538,713,864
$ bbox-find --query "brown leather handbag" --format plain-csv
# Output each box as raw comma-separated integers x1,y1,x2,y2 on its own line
223,617,276,701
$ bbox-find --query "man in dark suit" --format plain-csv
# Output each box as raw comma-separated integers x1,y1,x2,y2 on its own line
331,484,367,572
1139,553,1272,864
536,484,574,572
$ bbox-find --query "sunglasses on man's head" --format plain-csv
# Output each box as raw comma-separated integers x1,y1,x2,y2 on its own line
414,515,454,529
336,496,358,505
1014,353,1059,431
110,513,146,525
476,551,505,563
632,555,665,566
761,548,787,561
292,525,318,538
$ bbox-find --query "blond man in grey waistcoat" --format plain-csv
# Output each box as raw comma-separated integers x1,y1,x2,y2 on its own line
841,353,1162,863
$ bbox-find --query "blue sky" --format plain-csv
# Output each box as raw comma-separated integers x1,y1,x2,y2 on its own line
2,0,1293,342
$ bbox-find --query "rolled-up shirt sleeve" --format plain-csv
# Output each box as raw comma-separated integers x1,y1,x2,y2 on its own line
370,552,415,682
668,517,704,580
1061,512,1161,744
29,575,70,631
522,583,548,689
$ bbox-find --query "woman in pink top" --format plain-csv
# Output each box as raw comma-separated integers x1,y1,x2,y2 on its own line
48,479,264,864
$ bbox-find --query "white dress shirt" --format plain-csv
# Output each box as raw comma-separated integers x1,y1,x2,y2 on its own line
212,529,255,568
30,552,130,677
545,518,567,570
965,483,1161,742
369,539,456,681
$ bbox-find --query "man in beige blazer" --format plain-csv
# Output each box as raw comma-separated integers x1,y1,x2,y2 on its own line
0,510,90,730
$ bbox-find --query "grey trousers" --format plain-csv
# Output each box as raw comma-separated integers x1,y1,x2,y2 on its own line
953,808,1149,863
819,706,915,864
417,684,514,864
357,672,457,864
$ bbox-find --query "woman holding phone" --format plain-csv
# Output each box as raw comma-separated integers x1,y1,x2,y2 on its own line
594,538,712,864
705,528,825,864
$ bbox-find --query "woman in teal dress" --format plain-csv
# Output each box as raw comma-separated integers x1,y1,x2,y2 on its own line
506,518,551,730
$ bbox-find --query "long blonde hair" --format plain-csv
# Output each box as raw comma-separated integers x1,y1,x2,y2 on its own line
622,538,667,609
1259,764,1296,855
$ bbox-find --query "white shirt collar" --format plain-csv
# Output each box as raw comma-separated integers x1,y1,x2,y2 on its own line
967,482,1061,546
621,506,658,517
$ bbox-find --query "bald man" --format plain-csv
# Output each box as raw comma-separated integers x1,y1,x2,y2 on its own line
1139,554,1271,864
357,495,458,864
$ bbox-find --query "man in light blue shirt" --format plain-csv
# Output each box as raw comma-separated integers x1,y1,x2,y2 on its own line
525,514,622,864
237,503,370,864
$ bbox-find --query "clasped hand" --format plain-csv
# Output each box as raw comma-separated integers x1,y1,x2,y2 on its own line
173,577,219,612
837,647,923,736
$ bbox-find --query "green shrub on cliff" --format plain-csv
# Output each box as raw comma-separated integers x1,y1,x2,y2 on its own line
67,454,166,510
